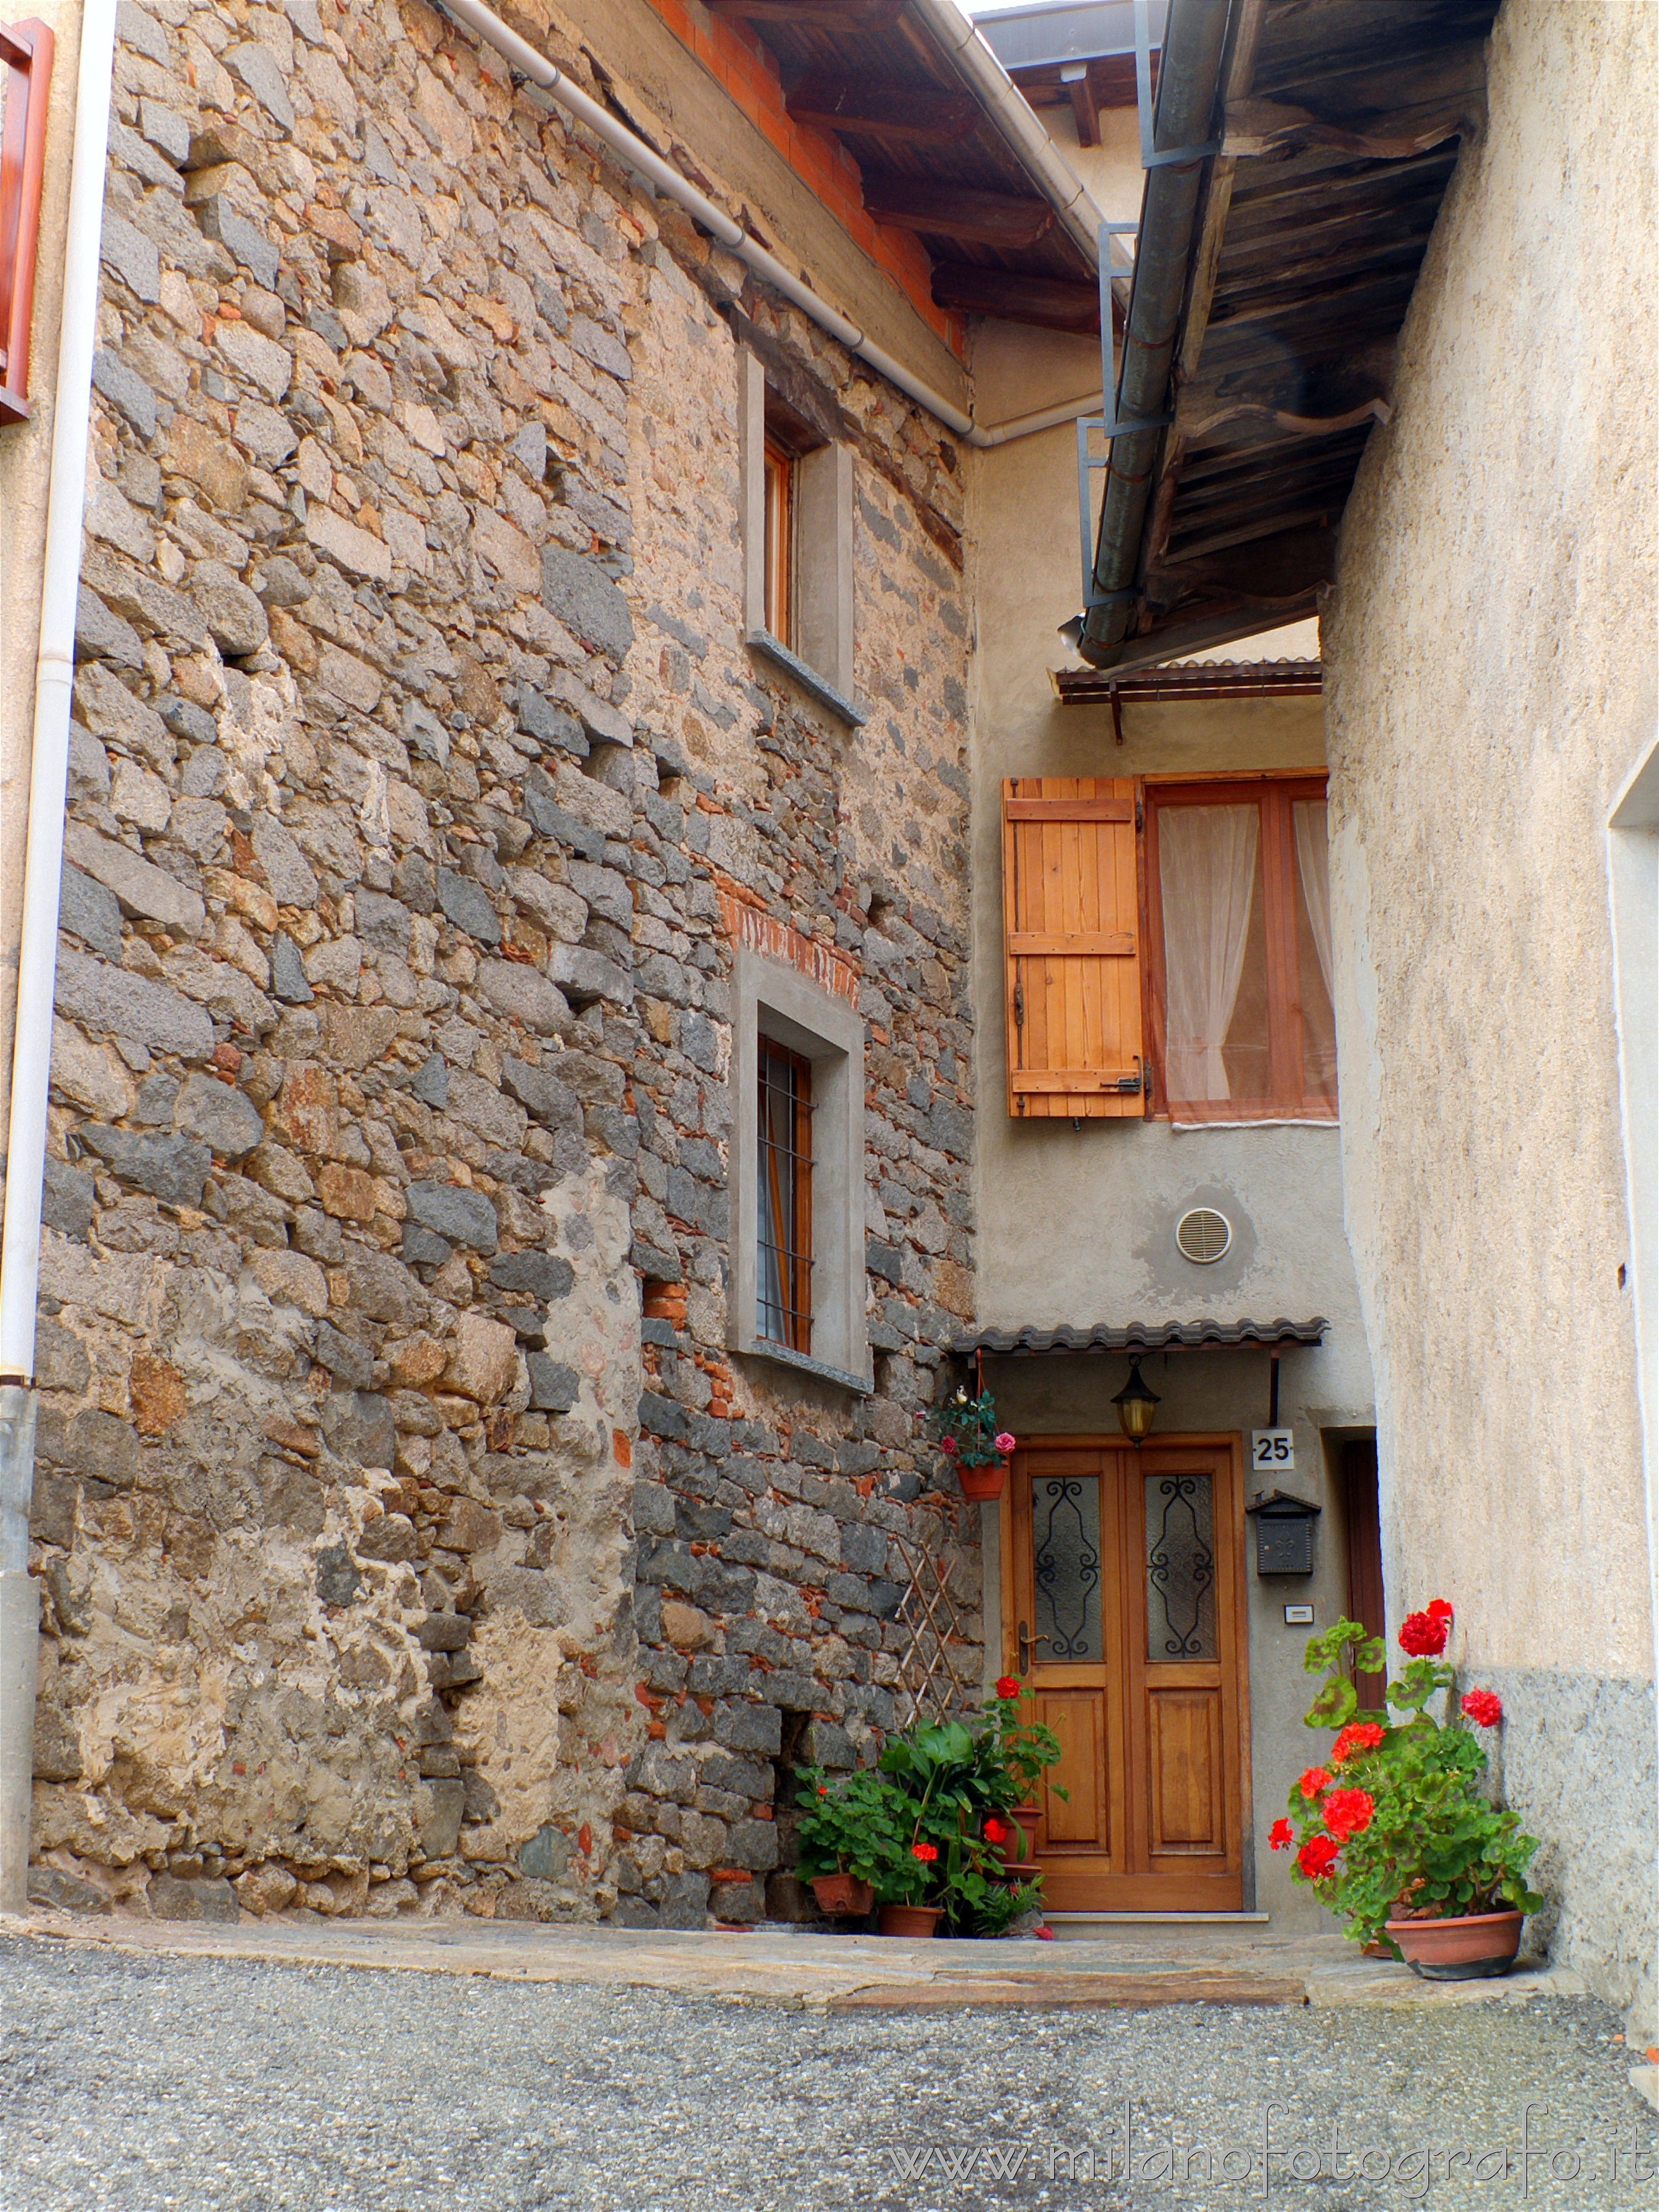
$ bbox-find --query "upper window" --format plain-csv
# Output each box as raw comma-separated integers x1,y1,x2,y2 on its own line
737,348,857,720
757,1036,813,1352
762,433,795,649
1145,777,1334,1121
999,772,1335,1125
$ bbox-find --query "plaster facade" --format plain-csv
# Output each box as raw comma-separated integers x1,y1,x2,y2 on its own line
0,0,85,1155
964,298,1373,1926
1324,0,1658,2030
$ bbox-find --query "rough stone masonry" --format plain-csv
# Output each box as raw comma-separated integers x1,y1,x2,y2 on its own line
26,0,984,1931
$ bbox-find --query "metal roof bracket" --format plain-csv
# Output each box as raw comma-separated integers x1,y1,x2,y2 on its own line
1136,0,1218,168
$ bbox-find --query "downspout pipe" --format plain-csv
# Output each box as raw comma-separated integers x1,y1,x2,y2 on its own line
437,0,1107,448
1077,0,1231,665
0,0,119,1915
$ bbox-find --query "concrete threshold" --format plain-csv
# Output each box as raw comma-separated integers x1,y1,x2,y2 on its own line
4,1907,1583,2015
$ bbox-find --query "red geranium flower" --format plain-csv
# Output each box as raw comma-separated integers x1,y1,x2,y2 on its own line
1461,1688,1503,1728
1331,1721,1386,1766
1269,1818,1295,1852
1427,1598,1454,1621
994,1676,1021,1701
1298,1766,1332,1800
1322,1788,1374,1841
1298,1834,1340,1880
1399,1609,1450,1657
911,1842,939,1864
983,1817,1009,1845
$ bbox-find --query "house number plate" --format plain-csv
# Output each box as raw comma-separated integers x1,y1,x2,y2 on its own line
1251,1429,1295,1474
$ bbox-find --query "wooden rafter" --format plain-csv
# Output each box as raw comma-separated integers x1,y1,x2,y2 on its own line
706,0,903,21
784,75,978,147
930,263,1099,333
860,175,1053,249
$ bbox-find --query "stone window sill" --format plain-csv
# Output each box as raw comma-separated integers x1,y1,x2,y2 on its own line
734,1336,872,1396
745,631,864,727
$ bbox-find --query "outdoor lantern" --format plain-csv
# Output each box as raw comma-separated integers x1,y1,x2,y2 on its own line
1113,1357,1160,1444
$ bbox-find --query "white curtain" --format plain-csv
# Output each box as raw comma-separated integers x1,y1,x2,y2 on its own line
1161,805,1260,1102
1293,799,1333,1003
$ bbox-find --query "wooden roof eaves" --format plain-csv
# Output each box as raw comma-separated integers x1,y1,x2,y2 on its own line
1074,0,1495,671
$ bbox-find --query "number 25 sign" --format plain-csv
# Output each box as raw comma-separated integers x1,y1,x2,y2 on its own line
1251,1428,1295,1473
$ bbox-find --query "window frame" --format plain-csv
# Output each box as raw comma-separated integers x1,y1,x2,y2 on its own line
761,432,795,651
1141,770,1335,1125
728,945,869,1391
737,346,861,726
755,1035,814,1354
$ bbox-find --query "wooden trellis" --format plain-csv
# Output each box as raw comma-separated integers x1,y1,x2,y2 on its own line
889,1503,983,1728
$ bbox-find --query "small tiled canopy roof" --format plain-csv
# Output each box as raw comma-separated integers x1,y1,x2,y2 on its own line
956,1317,1328,1354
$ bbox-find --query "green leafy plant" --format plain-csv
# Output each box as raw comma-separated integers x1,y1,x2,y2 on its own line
793,1686,1068,1932
1274,1604,1543,1953
929,1386,1016,1470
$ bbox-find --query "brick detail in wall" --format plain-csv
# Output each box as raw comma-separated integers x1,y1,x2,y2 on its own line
715,886,859,1003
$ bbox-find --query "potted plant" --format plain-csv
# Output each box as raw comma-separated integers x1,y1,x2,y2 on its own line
792,1764,892,1918
1273,1602,1543,1978
930,1386,1017,1501
973,1676,1067,1867
795,1697,1070,1938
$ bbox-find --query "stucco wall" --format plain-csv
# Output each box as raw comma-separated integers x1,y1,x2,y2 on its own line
964,295,1373,1924
0,0,85,1159
1324,0,1657,2030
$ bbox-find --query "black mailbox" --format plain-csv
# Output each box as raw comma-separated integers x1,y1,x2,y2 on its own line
1246,1489,1321,1576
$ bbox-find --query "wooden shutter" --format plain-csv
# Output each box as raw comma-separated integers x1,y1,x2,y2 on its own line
1002,776,1144,1118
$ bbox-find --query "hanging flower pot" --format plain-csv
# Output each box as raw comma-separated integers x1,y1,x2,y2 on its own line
811,1872,875,1918
1384,1908,1525,1980
932,1392,1016,1503
878,1903,942,1938
957,1456,1008,1503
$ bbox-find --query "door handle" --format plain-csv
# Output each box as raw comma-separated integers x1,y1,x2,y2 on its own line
1017,1619,1053,1676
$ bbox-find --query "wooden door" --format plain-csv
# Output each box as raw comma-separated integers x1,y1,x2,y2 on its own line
1004,1438,1249,1912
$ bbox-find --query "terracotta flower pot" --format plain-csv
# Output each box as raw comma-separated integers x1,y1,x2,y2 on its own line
811,1872,875,1918
1384,1908,1525,1980
878,1903,943,1938
957,1457,1008,1503
987,1807,1037,1871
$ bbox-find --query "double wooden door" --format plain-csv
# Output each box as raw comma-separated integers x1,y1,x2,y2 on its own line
1003,1438,1249,1911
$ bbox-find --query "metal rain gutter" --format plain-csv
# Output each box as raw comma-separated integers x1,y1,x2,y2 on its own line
1077,0,1230,665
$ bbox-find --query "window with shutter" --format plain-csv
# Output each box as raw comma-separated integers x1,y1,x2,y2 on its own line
1001,777,1145,1118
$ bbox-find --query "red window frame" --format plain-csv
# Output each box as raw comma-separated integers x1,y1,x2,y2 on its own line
0,17,55,426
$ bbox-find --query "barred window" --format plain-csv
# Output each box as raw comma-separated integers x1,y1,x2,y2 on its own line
757,1039,813,1353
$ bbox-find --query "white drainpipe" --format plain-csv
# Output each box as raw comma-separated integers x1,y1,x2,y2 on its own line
437,0,1113,447
0,0,118,1915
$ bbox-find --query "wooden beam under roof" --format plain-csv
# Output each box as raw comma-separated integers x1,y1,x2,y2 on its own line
928,263,1100,333
860,175,1055,250
784,76,979,147
1061,62,1101,149
706,0,904,21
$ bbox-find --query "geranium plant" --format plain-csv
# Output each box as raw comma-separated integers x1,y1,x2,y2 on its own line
1272,1601,1542,1953
795,1691,1067,1931
930,1386,1016,1469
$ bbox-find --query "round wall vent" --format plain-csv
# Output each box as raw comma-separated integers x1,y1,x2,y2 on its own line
1176,1207,1232,1264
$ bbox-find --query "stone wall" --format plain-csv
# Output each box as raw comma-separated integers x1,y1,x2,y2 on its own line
27,0,982,1930
1324,0,1657,2031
